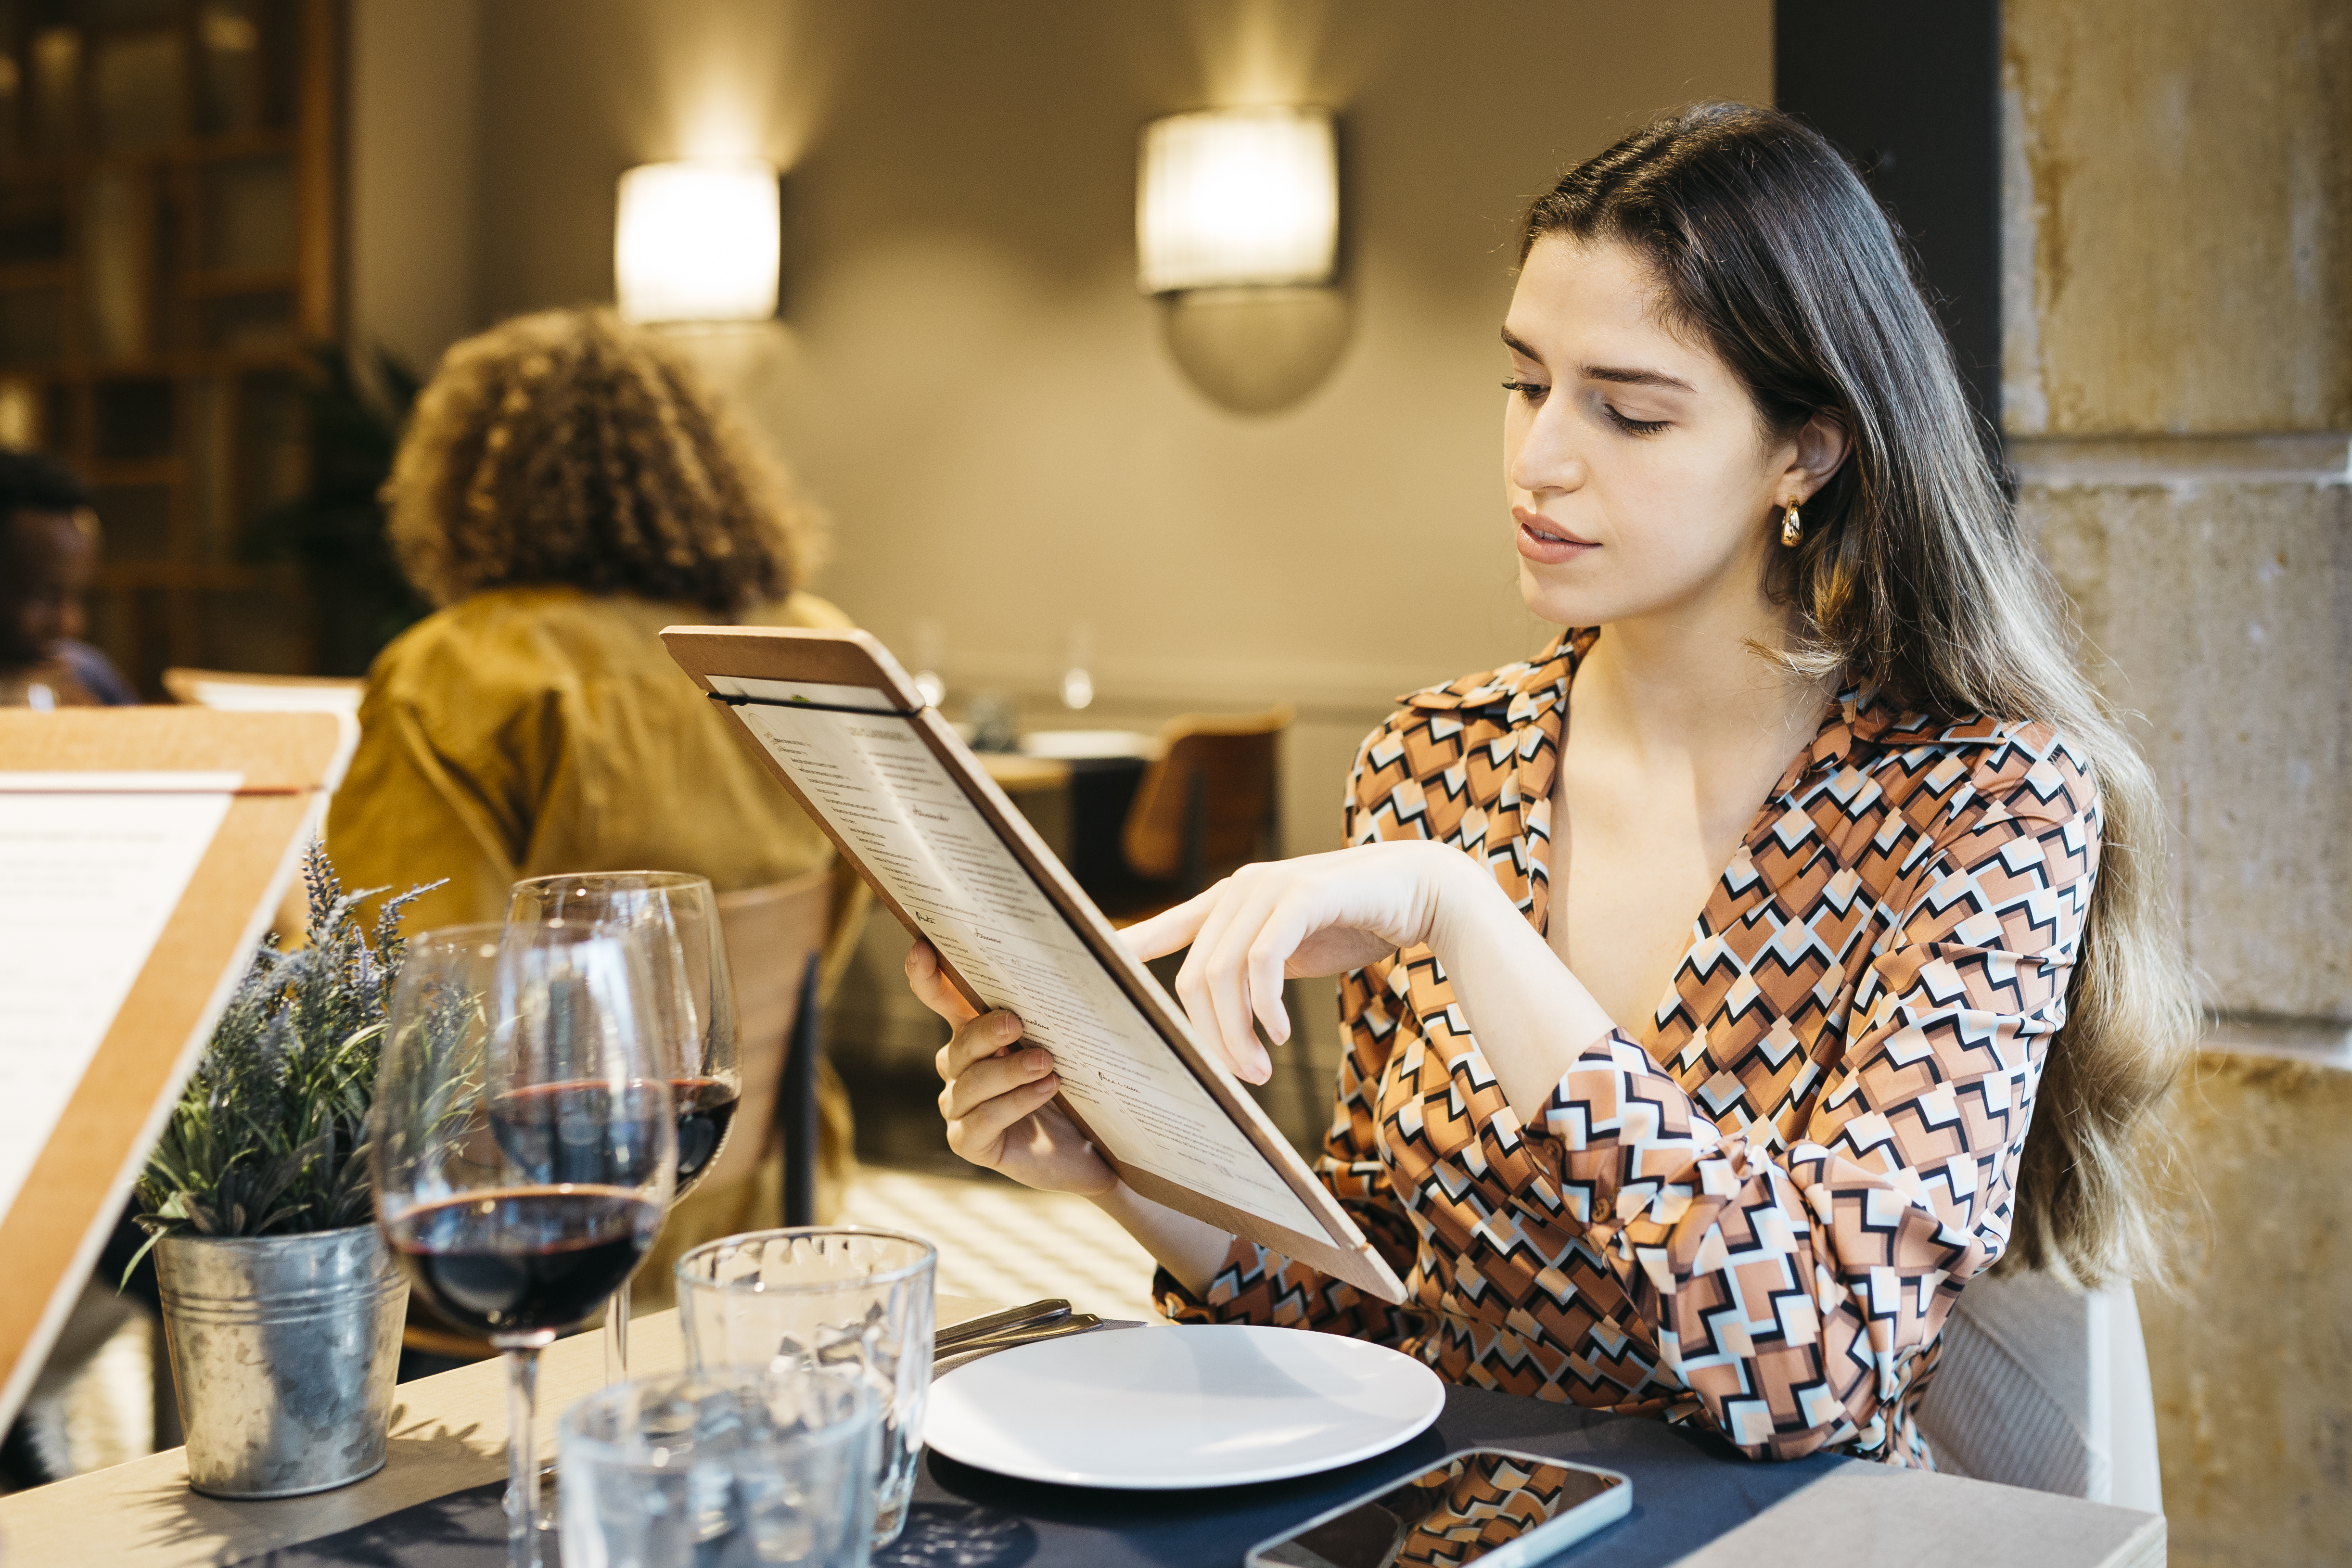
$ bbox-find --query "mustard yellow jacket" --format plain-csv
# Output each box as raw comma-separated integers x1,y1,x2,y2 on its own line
328,585,856,945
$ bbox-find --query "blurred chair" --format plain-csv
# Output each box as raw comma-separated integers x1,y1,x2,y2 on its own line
1916,1270,2162,1512
713,867,835,1217
1108,705,1318,1146
1116,703,1293,913
627,867,838,1314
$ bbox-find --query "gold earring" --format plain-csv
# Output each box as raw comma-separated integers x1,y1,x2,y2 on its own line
1780,500,1803,547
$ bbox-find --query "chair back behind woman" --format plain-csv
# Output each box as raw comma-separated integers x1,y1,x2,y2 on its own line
1916,1270,2163,1512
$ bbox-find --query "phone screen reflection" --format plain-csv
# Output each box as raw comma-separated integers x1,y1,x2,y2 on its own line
1264,1451,1623,1568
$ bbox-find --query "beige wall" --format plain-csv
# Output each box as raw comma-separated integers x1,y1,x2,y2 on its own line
347,0,483,381
367,0,1772,850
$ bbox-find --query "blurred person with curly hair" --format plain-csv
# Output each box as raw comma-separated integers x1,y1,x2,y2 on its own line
328,309,868,1275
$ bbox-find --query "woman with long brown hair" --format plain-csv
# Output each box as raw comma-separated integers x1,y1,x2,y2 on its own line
913,103,2195,1467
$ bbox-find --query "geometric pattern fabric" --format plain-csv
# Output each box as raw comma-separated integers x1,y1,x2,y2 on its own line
1159,629,2100,1466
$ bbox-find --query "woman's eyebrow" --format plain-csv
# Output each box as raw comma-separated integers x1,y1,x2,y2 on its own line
1499,330,1697,395
1580,363,1697,393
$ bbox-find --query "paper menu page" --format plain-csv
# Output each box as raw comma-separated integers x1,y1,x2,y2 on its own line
732,700,1321,1234
0,776,238,1224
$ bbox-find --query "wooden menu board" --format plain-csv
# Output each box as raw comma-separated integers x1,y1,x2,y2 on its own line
663,625,1407,1304
0,709,344,1433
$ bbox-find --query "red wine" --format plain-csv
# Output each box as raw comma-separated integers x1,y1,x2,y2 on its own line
388,1186,660,1337
490,1081,671,1188
671,1076,741,1198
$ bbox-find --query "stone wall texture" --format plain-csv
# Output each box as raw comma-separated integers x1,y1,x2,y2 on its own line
2027,475,2352,1018
2003,0,2352,435
2006,0,2352,1014
2004,0,2352,1555
2142,1052,2352,1567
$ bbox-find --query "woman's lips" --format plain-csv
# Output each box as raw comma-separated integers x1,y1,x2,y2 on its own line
1515,512,1597,565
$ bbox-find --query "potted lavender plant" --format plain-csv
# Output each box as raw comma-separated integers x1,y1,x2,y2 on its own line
131,845,435,1499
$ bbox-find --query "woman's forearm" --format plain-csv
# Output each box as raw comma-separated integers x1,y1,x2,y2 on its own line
1426,854,1621,1124
1088,1180,1237,1299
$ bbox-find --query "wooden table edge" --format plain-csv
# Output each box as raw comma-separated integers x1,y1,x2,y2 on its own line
0,1295,1008,1568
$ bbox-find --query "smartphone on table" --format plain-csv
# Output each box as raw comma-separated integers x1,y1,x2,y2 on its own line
1248,1447,1631,1568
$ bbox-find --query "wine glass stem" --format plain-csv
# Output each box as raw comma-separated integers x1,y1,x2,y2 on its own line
501,1345,543,1568
605,1280,631,1383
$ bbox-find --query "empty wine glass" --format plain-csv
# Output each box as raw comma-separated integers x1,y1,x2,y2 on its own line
507,872,740,1382
371,922,677,1568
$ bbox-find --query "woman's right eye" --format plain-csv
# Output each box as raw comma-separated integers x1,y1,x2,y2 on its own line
1501,379,1549,401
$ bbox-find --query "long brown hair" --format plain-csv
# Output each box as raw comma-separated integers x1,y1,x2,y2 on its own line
386,308,817,614
1523,103,2195,1286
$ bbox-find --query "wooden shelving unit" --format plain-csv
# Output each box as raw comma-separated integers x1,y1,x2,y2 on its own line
0,0,337,695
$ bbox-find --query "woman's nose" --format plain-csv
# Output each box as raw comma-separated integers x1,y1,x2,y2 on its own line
1508,410,1586,497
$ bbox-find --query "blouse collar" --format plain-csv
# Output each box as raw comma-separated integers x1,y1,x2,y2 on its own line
1395,627,2017,837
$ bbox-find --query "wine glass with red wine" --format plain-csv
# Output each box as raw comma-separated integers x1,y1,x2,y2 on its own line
371,922,676,1568
505,873,741,1380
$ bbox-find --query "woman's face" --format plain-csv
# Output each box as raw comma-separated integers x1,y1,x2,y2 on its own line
1502,234,1830,630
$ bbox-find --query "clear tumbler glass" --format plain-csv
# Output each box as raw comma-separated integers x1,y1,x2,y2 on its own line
558,1367,879,1568
675,1228,936,1547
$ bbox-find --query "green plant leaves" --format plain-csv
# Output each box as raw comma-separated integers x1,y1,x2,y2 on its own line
130,842,442,1244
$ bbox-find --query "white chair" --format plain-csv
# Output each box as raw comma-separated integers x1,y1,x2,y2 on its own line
1916,1269,2162,1511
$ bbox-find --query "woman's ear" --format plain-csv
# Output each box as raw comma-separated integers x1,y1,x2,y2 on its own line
1786,410,1851,502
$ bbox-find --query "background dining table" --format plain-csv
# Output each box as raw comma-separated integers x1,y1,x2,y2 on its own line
0,1295,2164,1568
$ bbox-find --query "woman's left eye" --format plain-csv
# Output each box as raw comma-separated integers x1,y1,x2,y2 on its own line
1603,404,1670,435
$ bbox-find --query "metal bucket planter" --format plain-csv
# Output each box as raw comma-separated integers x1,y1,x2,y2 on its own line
154,1223,409,1499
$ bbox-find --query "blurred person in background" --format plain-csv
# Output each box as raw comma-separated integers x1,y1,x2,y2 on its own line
0,450,137,708
0,450,149,1489
328,308,867,1311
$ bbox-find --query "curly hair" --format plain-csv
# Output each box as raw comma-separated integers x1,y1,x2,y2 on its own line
385,308,818,613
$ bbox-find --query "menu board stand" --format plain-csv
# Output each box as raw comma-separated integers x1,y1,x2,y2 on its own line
0,709,344,1433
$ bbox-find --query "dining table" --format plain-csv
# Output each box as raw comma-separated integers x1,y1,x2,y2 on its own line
0,1293,2165,1568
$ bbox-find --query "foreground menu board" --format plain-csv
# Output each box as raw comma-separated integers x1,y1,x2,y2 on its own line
0,709,342,1432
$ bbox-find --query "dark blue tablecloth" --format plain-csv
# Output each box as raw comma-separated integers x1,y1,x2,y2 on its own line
251,1386,1850,1567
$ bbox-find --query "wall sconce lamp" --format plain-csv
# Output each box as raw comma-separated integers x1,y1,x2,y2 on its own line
1138,107,1337,293
614,158,780,325
1136,108,1350,414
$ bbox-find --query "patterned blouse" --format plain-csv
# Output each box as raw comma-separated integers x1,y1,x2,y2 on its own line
1157,628,2101,1466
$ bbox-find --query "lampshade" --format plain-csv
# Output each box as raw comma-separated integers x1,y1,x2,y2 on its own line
614,159,780,324
1136,108,1337,294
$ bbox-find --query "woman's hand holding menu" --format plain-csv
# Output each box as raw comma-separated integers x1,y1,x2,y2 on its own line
910,934,1242,1296
908,938,1119,1197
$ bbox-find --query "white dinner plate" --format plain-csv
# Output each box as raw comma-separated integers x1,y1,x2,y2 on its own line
1017,728,1160,760
923,1325,1445,1490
